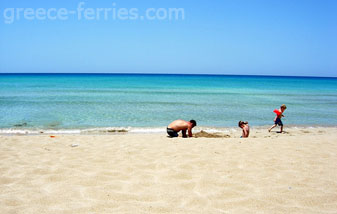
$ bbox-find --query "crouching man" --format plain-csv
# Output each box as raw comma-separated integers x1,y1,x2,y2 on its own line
167,119,197,138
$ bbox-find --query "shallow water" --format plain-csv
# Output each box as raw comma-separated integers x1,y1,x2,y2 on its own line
1,73,336,133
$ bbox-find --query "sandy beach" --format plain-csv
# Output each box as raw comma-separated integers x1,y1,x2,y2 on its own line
1,127,337,214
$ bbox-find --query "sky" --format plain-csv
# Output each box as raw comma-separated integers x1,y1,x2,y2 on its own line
0,0,336,77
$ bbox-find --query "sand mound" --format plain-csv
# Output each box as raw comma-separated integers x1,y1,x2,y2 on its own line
194,130,230,138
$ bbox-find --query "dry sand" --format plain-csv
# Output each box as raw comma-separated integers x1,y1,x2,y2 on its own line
1,127,337,214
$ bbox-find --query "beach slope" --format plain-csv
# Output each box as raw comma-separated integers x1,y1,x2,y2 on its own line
1,128,337,214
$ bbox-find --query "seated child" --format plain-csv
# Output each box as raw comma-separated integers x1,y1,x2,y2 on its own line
238,121,250,138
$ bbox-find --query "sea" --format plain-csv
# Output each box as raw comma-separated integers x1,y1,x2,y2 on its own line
0,73,336,134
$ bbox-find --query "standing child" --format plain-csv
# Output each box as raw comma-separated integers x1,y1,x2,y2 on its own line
238,121,250,138
268,104,287,133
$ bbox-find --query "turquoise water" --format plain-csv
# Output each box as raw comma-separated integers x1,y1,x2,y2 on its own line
0,74,337,132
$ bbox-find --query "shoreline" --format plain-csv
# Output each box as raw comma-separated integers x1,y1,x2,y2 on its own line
1,125,336,136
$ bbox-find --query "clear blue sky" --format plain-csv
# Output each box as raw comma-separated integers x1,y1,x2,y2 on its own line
1,0,336,76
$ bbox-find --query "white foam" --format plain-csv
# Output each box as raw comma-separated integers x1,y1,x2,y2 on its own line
0,127,165,135
128,127,165,133
0,129,32,134
44,129,82,134
82,127,131,133
0,128,81,135
0,125,296,135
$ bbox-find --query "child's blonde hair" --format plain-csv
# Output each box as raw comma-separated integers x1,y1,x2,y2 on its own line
281,104,287,109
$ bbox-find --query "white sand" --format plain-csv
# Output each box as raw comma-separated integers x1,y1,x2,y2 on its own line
1,127,337,214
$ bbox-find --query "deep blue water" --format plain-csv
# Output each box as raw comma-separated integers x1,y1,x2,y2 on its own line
0,73,336,131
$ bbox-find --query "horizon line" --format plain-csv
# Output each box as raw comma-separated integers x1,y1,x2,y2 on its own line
0,72,337,79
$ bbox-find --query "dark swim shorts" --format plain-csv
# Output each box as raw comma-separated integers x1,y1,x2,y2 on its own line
275,118,283,126
167,128,179,137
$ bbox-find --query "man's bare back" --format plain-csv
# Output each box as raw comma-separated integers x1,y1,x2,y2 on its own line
167,119,197,138
168,120,190,131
